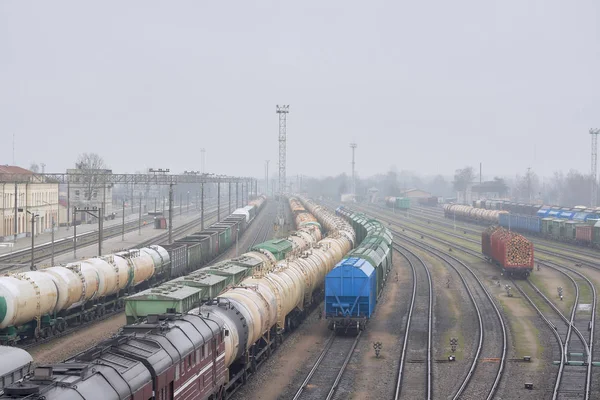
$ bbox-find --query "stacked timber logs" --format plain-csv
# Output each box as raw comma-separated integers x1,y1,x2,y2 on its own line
491,227,534,267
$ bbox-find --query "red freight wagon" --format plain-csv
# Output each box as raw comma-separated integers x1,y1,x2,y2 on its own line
482,226,534,277
576,225,593,244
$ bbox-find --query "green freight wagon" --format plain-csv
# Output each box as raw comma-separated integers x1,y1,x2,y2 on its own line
176,272,229,300
203,261,251,284
594,220,600,247
125,283,202,324
395,197,411,210
552,219,565,239
541,218,554,237
251,239,293,261
564,221,580,242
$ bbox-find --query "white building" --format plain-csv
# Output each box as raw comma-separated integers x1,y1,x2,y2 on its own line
0,166,59,240
66,168,114,223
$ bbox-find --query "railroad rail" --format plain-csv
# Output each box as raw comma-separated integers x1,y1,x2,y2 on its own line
393,244,432,400
18,207,225,350
359,202,599,398
401,204,600,267
0,202,222,273
396,232,507,400
292,332,362,400
529,260,596,399
333,202,508,399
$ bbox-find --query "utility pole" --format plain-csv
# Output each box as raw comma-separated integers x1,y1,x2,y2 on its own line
350,142,357,197
591,129,600,207
168,183,174,244
201,182,205,230
276,105,289,227
527,167,532,203
217,182,221,222
122,200,125,241
138,193,142,235
265,160,270,196
201,148,206,174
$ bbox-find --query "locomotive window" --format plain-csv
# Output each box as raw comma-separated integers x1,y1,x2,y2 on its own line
175,365,179,380
202,345,206,359
197,349,201,362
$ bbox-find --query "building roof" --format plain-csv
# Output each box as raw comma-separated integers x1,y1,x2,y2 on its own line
0,165,33,174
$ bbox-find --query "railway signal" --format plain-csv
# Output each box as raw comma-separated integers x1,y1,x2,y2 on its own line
558,286,563,301
450,337,458,353
505,285,513,297
373,341,382,358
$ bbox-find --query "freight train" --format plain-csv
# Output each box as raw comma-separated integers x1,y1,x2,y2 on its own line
0,195,267,345
482,226,534,277
444,203,600,248
473,199,600,219
0,196,355,400
384,196,411,210
124,197,323,323
326,206,393,332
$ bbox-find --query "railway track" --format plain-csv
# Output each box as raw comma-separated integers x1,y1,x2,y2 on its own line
360,203,600,398
330,201,509,399
408,204,600,266
292,332,362,400
396,233,507,400
0,202,223,273
393,244,432,400
17,206,227,350
518,260,596,399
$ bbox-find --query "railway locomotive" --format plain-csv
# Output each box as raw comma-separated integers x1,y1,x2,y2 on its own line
1,196,356,400
326,206,393,332
0,196,267,345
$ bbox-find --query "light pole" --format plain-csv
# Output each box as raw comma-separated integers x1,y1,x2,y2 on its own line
236,226,239,257
38,200,56,266
25,210,38,270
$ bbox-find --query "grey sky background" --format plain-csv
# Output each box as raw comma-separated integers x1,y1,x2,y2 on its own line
1,1,598,180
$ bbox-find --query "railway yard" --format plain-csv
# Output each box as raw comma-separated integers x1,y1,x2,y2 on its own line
3,195,600,400
230,200,600,400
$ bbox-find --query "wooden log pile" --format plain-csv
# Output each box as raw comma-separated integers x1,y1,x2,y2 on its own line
493,227,533,266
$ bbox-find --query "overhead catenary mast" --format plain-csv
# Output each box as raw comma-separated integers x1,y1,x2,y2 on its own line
276,105,289,227
350,142,357,197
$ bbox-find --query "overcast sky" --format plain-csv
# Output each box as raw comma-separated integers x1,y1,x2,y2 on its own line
1,1,598,180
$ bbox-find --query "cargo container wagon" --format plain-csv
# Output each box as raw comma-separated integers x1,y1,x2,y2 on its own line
482,226,534,277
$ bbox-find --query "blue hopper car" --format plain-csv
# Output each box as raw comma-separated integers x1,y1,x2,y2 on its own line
325,257,376,333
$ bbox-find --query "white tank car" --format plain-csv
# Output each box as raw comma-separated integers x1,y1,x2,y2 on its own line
0,272,58,329
43,266,86,311
116,249,155,286
198,197,355,369
141,245,170,275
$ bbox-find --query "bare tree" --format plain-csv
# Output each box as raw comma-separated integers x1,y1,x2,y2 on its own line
512,169,540,202
453,166,475,201
74,153,110,202
29,162,40,173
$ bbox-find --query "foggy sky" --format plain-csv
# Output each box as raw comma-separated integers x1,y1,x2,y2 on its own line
1,1,598,180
